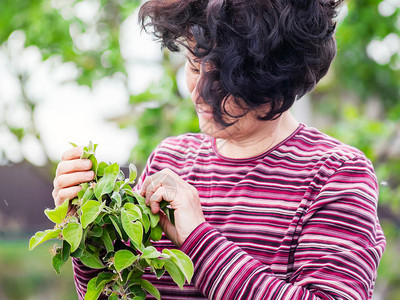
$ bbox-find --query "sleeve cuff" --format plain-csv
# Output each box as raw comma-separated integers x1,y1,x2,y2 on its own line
180,222,218,256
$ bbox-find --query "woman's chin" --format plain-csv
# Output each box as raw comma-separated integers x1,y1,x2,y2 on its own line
198,116,216,136
198,118,226,139
197,112,241,139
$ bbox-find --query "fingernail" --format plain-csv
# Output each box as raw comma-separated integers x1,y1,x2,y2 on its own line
85,160,92,168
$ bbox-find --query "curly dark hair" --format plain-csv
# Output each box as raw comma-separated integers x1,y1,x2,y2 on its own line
139,0,344,127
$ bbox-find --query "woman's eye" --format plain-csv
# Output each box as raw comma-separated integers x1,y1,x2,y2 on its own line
191,67,200,74
186,58,201,74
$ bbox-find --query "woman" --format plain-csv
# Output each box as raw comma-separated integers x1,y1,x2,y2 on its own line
53,0,386,299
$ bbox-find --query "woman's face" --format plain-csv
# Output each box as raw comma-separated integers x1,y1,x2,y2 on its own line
184,57,215,134
185,55,263,140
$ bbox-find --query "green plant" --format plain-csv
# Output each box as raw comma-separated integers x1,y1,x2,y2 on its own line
28,142,193,300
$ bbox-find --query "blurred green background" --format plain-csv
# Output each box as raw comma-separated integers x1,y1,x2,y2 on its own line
0,0,399,299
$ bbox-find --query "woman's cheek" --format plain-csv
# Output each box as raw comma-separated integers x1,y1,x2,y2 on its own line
185,62,196,93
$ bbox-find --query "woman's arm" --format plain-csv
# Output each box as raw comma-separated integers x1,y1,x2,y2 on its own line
153,156,385,300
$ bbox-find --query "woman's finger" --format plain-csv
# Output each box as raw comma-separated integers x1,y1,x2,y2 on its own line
62,146,83,161
140,175,162,203
53,186,82,206
139,169,170,196
53,171,94,192
67,205,77,216
140,169,175,199
148,186,169,214
56,159,92,176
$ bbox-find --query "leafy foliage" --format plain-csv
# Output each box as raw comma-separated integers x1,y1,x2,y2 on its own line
334,0,400,114
29,142,194,300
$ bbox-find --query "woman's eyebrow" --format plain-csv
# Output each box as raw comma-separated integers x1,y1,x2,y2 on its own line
187,56,199,69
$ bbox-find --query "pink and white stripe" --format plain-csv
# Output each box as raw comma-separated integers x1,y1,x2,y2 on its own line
73,124,385,300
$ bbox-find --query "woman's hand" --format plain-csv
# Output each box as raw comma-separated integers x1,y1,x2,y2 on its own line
139,168,206,248
52,146,95,211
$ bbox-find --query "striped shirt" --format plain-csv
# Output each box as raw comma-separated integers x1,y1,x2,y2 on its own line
73,124,386,299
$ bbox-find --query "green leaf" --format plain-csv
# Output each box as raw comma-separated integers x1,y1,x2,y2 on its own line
149,257,167,270
114,250,139,272
132,191,145,202
160,201,175,225
123,203,142,220
163,259,185,289
164,206,175,225
97,162,109,177
110,215,123,239
52,240,71,274
128,163,137,183
121,209,143,248
148,211,160,229
29,229,61,251
81,141,98,159
52,248,64,274
44,198,69,224
129,285,146,299
91,142,98,153
80,250,105,269
111,191,122,208
85,277,104,300
69,216,79,223
134,192,160,227
102,229,114,253
114,181,126,193
62,222,83,252
140,212,150,233
69,142,78,148
150,224,162,241
164,249,194,283
94,163,119,199
154,268,165,279
80,185,94,206
70,226,87,258
123,187,136,198
128,269,145,281
90,224,103,237
88,154,98,174
95,272,115,288
109,294,118,300
94,213,106,226
141,246,161,259
70,244,84,258
81,200,105,229
77,182,89,199
118,170,125,181
62,240,71,262
139,279,161,300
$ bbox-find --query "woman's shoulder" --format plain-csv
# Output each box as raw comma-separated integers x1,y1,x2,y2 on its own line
290,125,369,164
154,132,211,158
287,125,377,190
281,124,376,179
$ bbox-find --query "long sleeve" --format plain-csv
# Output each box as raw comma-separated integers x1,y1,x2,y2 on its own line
180,156,386,300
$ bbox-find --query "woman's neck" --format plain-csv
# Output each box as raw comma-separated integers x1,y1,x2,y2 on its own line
215,111,299,159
